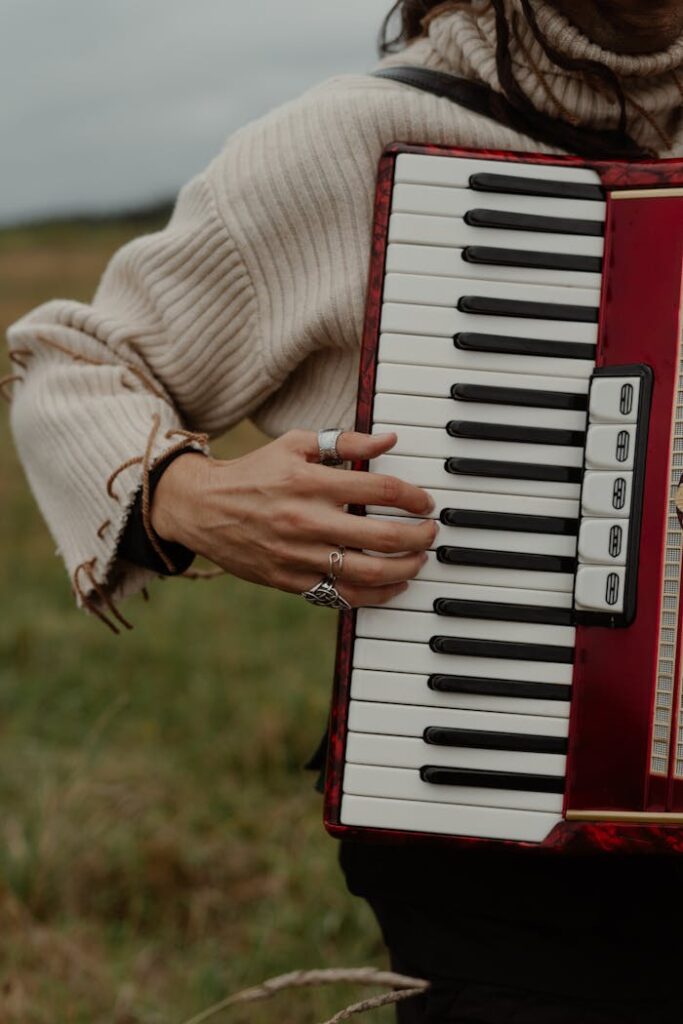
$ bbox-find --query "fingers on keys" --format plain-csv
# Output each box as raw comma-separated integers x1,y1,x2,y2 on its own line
312,463,435,516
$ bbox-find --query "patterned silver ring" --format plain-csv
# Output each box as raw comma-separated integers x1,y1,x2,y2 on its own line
318,428,345,467
301,574,352,611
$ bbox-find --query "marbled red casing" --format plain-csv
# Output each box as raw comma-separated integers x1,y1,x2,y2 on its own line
324,144,683,853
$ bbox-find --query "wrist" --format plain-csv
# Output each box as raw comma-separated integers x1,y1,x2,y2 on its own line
150,451,209,548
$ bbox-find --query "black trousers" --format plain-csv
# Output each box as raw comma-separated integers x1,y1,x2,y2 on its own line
340,841,683,1024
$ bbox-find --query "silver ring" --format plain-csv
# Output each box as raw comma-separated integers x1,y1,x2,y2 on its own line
329,546,345,578
318,428,344,467
301,574,352,611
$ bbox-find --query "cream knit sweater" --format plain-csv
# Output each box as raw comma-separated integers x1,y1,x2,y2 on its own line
6,0,683,615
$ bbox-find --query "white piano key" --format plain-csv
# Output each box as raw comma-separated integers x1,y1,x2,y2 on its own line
354,638,573,684
368,458,581,517
356,607,576,647
381,301,598,344
373,421,584,468
378,332,595,379
391,182,606,224
379,580,574,612
343,763,564,813
350,669,571,718
373,393,587,432
376,362,590,399
415,551,574,593
345,732,566,777
581,472,633,518
389,213,604,259
383,273,600,314
578,519,629,566
386,242,603,291
366,515,576,558
589,377,640,424
348,700,568,738
585,424,636,471
574,565,626,613
394,153,602,189
340,793,562,843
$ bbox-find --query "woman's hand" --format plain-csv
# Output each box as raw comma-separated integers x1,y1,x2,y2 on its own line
150,430,438,607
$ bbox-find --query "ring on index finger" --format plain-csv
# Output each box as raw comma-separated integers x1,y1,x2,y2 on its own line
318,428,345,467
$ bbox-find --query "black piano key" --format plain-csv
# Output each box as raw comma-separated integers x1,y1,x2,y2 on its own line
429,635,575,665
465,208,604,238
455,331,596,361
421,765,566,794
440,508,578,536
445,457,583,485
433,598,574,627
437,546,576,574
458,295,599,324
451,382,588,411
462,246,602,275
428,674,572,701
468,172,605,203
423,726,568,755
446,419,585,447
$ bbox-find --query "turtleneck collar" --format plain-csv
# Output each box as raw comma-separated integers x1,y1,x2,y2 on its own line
386,0,683,155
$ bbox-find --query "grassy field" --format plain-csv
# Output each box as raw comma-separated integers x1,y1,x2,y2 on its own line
0,220,390,1023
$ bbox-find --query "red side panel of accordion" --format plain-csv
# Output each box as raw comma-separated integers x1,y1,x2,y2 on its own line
324,145,683,853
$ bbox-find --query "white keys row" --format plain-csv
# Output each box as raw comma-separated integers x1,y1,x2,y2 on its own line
392,182,606,224
344,763,563,814
348,700,568,739
381,301,597,345
373,421,584,468
367,515,577,558
380,580,574,612
367,470,580,517
356,607,576,648
414,551,574,593
340,793,562,844
368,471,581,505
378,333,595,379
354,638,573,684
350,669,571,718
383,273,599,315
389,213,603,259
395,153,602,189
373,393,587,432
386,243,603,291
376,363,590,399
346,732,566,777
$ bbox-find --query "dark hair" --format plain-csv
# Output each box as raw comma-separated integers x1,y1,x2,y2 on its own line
379,0,653,158
379,0,449,54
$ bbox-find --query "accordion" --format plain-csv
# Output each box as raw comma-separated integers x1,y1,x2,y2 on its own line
324,144,683,852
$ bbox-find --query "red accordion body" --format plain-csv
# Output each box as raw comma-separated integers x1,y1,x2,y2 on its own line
324,144,683,853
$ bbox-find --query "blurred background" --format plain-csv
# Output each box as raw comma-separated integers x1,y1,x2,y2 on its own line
0,2,395,1021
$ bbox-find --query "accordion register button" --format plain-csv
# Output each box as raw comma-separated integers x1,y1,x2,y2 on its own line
584,424,636,471
588,377,640,424
578,519,629,566
580,471,633,517
574,565,626,613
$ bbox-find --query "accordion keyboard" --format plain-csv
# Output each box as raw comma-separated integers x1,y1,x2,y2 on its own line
340,155,649,843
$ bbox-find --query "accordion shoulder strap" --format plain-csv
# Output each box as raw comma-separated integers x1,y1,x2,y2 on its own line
371,65,646,161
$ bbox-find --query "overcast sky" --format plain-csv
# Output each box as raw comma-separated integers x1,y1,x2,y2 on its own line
0,0,390,225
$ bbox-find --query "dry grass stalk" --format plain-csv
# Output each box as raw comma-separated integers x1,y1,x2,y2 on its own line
180,968,430,1024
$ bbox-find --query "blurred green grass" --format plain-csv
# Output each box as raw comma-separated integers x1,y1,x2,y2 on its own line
0,219,389,1023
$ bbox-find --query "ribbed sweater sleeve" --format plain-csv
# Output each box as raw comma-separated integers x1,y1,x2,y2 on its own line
6,169,269,623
